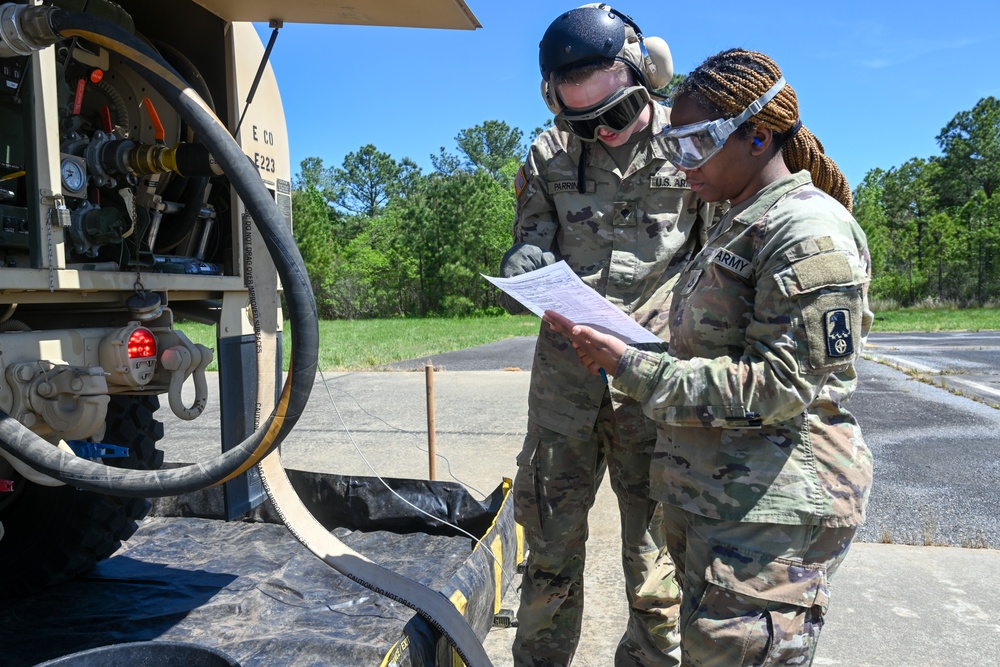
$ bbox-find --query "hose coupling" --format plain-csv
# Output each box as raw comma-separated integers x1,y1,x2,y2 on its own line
0,3,58,58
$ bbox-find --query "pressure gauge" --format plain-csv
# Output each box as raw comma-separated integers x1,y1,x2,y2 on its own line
60,155,87,197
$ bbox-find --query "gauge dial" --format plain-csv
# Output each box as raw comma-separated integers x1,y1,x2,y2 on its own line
61,157,87,193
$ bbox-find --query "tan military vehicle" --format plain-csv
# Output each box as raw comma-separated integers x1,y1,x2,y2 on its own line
0,0,480,611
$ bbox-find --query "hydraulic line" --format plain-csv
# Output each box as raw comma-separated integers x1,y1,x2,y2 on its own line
0,5,318,497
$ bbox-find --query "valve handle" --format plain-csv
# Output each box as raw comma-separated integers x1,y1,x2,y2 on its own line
143,97,165,144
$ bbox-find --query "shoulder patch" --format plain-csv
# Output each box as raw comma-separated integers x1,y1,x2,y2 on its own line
710,247,753,278
800,291,863,371
824,308,854,357
514,164,529,199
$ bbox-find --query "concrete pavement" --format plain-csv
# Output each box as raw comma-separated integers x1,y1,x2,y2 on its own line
159,335,1000,666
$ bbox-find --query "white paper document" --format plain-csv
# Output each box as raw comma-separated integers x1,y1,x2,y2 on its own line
484,261,662,344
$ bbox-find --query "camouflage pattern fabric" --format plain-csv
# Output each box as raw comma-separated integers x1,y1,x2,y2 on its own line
658,506,856,666
512,396,680,666
511,103,713,444
612,171,874,527
504,103,716,665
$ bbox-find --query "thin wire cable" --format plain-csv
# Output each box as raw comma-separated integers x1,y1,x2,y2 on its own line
317,369,512,592
320,370,486,498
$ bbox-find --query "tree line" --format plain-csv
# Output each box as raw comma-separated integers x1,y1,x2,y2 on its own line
291,97,999,319
853,96,999,307
291,120,531,318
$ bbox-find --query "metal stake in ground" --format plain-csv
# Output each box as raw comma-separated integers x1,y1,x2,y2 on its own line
425,363,437,480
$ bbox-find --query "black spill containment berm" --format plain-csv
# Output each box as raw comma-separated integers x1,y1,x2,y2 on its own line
34,641,242,666
0,470,522,667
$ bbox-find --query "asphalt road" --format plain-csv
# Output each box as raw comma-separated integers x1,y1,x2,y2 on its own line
380,332,1000,549
847,357,1000,547
379,336,538,372
866,331,1000,407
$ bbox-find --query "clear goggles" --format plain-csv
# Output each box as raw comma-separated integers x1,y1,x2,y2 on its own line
555,85,651,142
660,76,787,169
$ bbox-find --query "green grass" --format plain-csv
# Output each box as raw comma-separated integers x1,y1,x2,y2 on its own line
176,315,541,371
871,307,1000,333
174,307,999,372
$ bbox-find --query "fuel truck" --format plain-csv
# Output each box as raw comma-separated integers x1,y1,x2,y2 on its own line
0,2,494,664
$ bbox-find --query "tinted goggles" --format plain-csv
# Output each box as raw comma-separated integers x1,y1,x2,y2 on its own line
660,76,787,169
555,85,651,142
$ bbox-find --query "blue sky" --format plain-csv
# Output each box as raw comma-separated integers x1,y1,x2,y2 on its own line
255,0,1000,191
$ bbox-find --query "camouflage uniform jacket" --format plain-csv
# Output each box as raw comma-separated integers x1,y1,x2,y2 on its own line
513,103,711,443
612,171,873,527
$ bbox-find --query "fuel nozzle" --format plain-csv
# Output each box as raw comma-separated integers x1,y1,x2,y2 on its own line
97,95,223,178
98,139,224,179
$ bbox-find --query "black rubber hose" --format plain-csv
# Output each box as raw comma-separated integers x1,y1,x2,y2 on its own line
155,41,214,253
0,7,318,497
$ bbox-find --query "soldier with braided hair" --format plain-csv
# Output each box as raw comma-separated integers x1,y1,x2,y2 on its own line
671,48,853,209
543,47,873,665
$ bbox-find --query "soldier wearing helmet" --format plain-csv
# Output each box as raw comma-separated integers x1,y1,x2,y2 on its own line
499,5,717,666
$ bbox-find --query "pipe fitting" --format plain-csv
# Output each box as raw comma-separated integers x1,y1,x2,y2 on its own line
0,3,58,58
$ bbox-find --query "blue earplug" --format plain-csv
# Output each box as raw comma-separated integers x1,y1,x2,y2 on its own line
753,137,763,147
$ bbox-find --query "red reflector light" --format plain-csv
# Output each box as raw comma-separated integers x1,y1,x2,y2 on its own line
127,328,157,359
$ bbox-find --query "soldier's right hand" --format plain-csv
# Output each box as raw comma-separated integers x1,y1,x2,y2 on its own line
498,243,558,315
500,243,557,277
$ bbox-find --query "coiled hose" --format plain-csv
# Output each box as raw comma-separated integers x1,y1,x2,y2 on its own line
0,10,497,665
0,6,318,497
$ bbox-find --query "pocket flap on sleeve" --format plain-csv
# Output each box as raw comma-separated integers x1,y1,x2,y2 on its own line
794,252,853,292
777,251,860,298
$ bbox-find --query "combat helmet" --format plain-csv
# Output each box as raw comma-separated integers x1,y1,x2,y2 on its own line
538,3,672,99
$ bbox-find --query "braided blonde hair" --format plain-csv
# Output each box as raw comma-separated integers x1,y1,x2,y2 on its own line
674,48,853,210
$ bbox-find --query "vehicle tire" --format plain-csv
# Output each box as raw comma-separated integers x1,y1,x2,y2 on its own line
0,395,163,599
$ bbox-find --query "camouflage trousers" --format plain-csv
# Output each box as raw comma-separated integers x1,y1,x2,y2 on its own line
511,397,681,666
658,506,857,666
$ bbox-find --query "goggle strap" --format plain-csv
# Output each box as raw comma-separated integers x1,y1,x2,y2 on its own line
705,76,785,145
729,76,786,132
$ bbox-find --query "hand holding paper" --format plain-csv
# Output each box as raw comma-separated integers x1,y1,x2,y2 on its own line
542,310,627,377
483,261,661,345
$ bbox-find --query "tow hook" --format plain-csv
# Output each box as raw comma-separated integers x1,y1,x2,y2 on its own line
159,332,213,421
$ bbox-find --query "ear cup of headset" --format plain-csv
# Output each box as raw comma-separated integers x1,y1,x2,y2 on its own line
540,79,563,115
641,36,673,89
